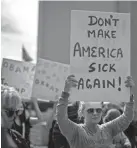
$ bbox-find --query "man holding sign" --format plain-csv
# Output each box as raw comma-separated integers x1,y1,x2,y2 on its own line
56,10,135,148
56,75,134,148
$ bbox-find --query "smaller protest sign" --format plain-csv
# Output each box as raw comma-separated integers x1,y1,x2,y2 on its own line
1,58,35,99
31,58,69,100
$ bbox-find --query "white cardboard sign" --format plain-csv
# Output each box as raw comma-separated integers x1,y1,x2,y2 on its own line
32,58,69,100
1,58,35,99
70,10,130,102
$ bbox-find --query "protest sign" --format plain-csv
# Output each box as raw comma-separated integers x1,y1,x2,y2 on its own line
1,58,35,99
70,10,130,102
31,58,69,100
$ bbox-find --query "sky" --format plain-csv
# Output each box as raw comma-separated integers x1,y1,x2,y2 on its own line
1,0,38,62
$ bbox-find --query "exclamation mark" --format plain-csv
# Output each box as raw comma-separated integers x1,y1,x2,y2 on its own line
118,77,121,91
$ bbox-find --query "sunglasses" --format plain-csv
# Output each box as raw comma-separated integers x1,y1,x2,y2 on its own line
86,108,102,114
4,109,19,117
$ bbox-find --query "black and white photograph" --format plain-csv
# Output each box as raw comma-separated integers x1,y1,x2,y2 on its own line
1,1,137,148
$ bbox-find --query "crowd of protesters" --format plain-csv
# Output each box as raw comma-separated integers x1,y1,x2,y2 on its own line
1,75,137,148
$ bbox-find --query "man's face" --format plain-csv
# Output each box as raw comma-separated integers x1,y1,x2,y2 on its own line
84,102,102,124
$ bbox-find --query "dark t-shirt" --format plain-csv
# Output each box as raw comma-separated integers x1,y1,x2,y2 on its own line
12,118,31,142
11,108,32,147
1,127,30,148
8,129,30,148
124,121,137,148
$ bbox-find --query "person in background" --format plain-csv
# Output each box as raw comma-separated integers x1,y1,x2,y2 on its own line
124,119,137,148
118,102,137,148
103,108,131,148
56,75,135,148
48,101,80,148
1,85,30,148
30,96,57,147
11,102,32,147
102,103,123,118
31,97,56,125
11,96,55,148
